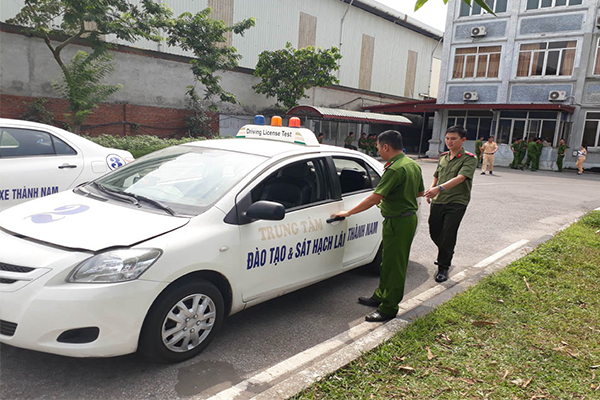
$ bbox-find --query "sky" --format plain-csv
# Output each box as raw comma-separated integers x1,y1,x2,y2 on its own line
376,0,449,32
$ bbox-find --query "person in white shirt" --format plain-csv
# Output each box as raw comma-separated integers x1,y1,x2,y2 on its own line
576,145,587,175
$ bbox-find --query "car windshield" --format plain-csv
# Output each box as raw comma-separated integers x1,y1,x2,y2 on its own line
92,145,267,216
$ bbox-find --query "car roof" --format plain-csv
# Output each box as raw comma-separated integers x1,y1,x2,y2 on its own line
182,137,330,158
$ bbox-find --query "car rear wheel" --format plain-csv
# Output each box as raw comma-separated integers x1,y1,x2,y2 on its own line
139,280,224,363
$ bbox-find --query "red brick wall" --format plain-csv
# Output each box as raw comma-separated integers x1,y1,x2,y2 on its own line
0,94,219,137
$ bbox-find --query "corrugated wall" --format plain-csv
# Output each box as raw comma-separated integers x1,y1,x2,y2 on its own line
1,0,442,100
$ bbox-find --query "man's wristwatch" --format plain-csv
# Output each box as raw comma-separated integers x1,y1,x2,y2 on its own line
438,185,444,191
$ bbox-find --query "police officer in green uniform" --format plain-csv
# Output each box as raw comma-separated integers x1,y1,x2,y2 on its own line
530,137,542,171
344,132,357,150
510,138,523,169
474,136,483,167
358,133,369,153
424,125,477,283
332,130,424,322
556,139,568,172
524,138,536,170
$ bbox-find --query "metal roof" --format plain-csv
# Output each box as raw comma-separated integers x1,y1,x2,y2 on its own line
287,106,412,125
363,100,576,114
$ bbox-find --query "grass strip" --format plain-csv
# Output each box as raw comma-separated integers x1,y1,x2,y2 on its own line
295,211,600,399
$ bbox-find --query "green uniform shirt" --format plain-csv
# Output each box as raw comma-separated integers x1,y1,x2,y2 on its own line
535,142,543,154
344,135,354,145
432,149,477,206
358,137,368,149
527,141,537,155
557,144,568,156
374,153,424,217
475,140,482,154
511,142,521,152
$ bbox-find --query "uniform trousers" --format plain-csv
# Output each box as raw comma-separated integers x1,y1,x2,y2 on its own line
557,155,564,172
372,214,417,316
576,156,586,173
428,203,467,269
482,154,494,172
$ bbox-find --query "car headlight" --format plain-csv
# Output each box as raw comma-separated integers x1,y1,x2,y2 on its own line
67,249,162,283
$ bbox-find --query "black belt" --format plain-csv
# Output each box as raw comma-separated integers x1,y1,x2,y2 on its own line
485,153,495,155
383,211,415,218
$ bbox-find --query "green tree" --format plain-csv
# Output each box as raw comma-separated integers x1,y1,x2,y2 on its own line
166,8,255,106
414,0,493,14
253,43,342,110
7,0,173,133
52,51,122,133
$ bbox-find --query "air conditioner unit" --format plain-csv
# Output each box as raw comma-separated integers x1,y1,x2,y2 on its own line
548,90,567,101
463,91,479,101
471,26,487,37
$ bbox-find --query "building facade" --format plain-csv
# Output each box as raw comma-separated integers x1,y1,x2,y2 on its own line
427,0,600,170
0,0,442,139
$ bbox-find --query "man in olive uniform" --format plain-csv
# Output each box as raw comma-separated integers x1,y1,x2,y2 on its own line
556,139,568,172
367,134,378,156
332,130,424,322
530,137,543,171
344,132,357,150
317,133,324,144
424,125,477,283
510,138,523,169
474,136,484,167
524,138,536,170
358,133,369,153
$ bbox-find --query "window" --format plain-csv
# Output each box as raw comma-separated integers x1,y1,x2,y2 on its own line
332,158,380,195
0,128,78,158
53,136,77,155
251,159,330,210
582,112,600,148
452,46,501,79
594,39,600,76
526,0,582,10
516,41,576,77
447,110,493,140
497,111,561,144
459,0,508,16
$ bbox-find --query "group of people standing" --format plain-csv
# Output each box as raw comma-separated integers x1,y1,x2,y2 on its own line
472,136,589,174
332,126,475,322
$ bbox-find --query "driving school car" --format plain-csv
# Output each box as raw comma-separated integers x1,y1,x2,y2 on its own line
0,118,133,212
0,116,387,363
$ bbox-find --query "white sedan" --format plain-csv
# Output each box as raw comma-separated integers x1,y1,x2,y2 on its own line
0,118,133,212
0,120,391,363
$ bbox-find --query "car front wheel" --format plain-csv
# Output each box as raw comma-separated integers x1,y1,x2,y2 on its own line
139,280,224,363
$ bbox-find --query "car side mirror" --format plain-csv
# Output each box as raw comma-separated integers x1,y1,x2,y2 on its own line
245,201,285,221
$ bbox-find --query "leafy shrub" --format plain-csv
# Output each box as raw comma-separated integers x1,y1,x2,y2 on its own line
84,134,203,158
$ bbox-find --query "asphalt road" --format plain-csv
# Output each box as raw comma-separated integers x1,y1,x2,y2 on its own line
1,163,599,400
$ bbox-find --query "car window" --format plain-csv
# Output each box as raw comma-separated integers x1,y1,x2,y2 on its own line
95,146,267,216
52,135,77,155
251,159,331,210
0,128,54,157
332,157,380,195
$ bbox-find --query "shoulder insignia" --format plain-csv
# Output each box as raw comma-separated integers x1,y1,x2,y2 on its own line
465,152,476,157
439,151,448,157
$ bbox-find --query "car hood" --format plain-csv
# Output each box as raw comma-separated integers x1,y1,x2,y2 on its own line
0,190,189,252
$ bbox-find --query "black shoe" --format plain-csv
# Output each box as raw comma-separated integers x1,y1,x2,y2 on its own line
435,267,449,283
489,171,493,175
480,172,486,175
365,310,396,322
358,296,381,307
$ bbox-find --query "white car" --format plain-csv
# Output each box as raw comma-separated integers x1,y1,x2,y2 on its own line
0,120,393,363
0,118,133,212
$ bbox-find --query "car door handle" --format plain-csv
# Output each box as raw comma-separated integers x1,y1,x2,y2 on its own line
326,216,346,223
58,164,78,169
